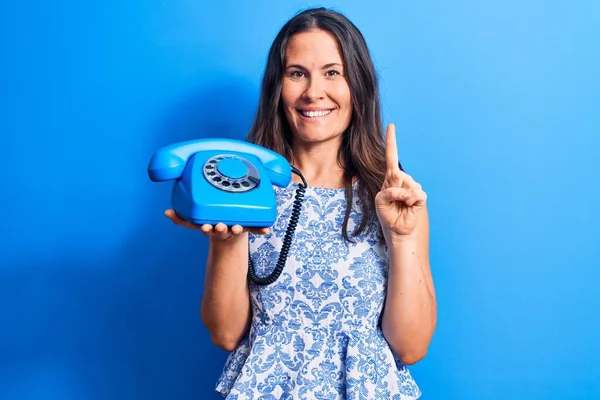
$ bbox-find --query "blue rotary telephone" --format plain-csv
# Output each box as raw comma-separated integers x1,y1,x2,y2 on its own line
147,138,307,285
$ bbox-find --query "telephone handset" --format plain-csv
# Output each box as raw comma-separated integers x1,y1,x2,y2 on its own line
147,138,307,285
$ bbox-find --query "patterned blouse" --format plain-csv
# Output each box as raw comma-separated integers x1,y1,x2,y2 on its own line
215,181,422,399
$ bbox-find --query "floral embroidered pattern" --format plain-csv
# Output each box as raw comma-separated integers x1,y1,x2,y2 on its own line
215,182,421,399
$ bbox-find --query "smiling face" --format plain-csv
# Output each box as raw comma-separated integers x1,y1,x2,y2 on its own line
281,29,352,146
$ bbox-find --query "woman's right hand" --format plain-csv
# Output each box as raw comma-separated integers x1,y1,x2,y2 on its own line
164,209,270,241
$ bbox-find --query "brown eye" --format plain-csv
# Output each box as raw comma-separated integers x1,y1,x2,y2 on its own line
289,70,306,79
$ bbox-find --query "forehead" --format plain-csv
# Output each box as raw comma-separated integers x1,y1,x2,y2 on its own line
285,29,343,65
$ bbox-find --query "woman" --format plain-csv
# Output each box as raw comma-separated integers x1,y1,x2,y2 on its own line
166,7,436,399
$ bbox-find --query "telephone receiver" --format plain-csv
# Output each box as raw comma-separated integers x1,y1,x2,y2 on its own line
147,138,295,227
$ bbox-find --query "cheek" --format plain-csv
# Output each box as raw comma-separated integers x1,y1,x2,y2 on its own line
281,82,299,108
332,85,352,111
280,90,294,118
336,94,352,124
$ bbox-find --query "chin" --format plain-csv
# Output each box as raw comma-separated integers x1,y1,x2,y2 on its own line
293,128,343,143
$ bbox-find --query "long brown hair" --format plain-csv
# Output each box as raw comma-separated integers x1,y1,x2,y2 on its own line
247,7,401,242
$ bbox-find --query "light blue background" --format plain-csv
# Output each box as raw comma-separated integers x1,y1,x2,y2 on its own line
1,1,598,399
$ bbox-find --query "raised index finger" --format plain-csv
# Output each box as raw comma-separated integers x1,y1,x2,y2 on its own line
385,123,399,171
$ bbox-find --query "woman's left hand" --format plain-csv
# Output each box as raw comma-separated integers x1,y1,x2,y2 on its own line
375,123,428,241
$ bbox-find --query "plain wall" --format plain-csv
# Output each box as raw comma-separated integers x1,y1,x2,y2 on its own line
1,0,599,399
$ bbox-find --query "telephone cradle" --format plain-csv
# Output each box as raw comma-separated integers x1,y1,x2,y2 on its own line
147,138,307,285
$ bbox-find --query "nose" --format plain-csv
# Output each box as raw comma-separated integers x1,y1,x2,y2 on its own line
303,76,325,101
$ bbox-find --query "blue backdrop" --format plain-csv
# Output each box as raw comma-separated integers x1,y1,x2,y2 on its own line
1,1,599,399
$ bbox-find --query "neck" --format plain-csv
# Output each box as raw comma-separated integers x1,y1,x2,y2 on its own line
290,140,346,188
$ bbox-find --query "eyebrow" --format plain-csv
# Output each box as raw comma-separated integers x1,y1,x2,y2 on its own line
285,63,343,70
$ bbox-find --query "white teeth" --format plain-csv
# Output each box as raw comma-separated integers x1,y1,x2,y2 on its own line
300,109,332,118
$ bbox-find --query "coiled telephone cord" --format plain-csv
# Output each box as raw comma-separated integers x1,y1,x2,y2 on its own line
247,167,307,285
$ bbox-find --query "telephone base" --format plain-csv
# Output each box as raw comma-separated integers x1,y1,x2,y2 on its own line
148,138,293,230
172,195,278,228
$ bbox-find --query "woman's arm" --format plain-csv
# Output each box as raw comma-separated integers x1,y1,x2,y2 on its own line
165,211,257,352
381,205,437,364
200,229,252,352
